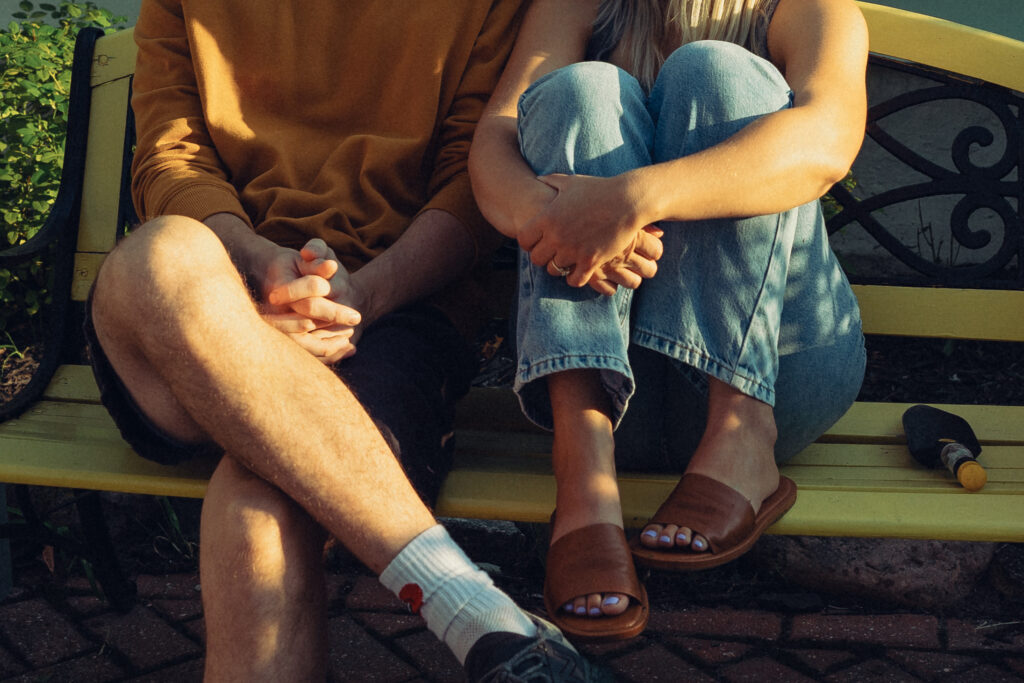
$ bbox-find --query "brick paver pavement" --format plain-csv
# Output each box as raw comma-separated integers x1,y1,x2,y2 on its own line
1,564,1022,682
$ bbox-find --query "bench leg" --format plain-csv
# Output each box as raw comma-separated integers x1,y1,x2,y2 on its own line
74,491,137,611
0,486,138,611
0,487,10,599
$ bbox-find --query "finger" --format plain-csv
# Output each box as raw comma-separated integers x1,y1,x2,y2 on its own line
642,224,664,238
623,253,658,280
309,325,357,340
529,242,557,269
287,330,355,363
323,344,356,365
634,230,665,262
261,312,316,334
290,297,361,326
601,265,643,290
517,221,543,253
286,331,330,357
299,238,330,262
298,257,339,280
586,276,618,296
546,259,576,279
566,257,600,288
317,334,357,364
267,275,331,305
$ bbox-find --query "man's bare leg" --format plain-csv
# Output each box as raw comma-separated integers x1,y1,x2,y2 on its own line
91,217,551,678
91,216,437,570
200,456,328,681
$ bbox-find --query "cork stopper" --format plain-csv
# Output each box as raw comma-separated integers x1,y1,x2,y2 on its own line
956,459,988,492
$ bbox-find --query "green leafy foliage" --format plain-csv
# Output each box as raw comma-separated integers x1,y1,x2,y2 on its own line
0,2,125,331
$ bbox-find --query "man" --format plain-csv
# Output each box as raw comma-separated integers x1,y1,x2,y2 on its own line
86,1,599,680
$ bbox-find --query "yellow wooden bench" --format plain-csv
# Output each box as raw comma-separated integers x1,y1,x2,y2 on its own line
1,4,1023,604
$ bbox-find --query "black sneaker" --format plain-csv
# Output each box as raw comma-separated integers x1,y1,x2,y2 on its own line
464,615,613,682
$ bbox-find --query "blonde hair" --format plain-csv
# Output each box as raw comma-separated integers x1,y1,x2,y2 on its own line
592,0,767,90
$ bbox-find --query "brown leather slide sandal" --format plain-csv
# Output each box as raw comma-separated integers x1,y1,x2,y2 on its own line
544,523,649,642
630,473,797,571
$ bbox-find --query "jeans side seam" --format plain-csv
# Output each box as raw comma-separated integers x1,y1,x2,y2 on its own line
726,209,787,398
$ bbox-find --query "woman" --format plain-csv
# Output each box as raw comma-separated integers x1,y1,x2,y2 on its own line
469,0,868,642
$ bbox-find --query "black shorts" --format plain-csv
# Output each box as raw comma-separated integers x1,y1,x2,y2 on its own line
84,298,476,505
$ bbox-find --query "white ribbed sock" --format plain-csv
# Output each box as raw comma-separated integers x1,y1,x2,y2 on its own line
379,525,536,663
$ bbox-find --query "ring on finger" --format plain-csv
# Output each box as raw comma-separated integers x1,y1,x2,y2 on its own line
550,259,574,277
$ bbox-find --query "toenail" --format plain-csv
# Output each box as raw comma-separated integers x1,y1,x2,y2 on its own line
642,530,658,539
660,535,672,543
563,603,574,612
589,607,601,616
603,596,620,606
575,606,587,615
692,538,706,550
676,533,689,543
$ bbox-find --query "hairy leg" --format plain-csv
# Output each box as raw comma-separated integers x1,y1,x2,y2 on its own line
90,216,437,571
548,369,628,617
201,456,329,682
638,377,779,551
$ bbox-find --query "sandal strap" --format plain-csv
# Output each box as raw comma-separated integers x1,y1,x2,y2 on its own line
649,473,755,554
545,523,642,608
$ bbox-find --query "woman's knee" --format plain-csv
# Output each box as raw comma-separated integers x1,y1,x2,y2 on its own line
655,40,790,113
522,61,641,113
665,40,782,87
518,62,652,174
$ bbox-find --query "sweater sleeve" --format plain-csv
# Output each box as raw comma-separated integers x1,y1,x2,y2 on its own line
418,0,524,264
129,0,251,226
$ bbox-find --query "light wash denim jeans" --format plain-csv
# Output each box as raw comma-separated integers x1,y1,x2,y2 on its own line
514,41,866,469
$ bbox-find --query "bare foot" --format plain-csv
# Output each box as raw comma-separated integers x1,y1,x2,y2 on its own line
547,368,636,619
638,378,779,554
549,429,632,618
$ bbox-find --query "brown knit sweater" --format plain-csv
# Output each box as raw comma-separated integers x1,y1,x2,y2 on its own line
131,0,523,271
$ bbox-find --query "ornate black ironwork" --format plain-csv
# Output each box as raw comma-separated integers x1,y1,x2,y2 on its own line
0,27,105,422
826,55,1024,289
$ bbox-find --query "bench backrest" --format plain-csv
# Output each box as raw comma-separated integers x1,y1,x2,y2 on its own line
67,4,1024,346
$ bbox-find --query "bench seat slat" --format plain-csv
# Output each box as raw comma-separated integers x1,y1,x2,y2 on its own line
14,371,1023,537
825,402,1024,446
42,365,102,402
457,386,1024,446
0,436,211,499
766,489,1024,541
449,447,1022,485
854,286,1024,342
438,469,1024,541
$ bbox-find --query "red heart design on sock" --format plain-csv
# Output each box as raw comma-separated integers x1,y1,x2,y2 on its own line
399,583,424,614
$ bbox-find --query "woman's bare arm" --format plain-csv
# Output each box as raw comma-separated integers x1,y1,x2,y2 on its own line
494,0,868,286
468,0,596,239
629,0,869,223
